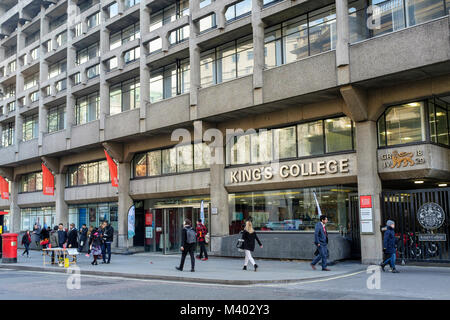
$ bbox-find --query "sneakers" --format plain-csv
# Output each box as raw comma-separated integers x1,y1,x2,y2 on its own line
254,264,258,272
310,263,316,270
85,254,90,257
196,255,201,260
243,266,247,270
380,263,386,272
391,268,400,273
191,269,195,272
322,268,331,271
175,266,183,271
201,258,208,261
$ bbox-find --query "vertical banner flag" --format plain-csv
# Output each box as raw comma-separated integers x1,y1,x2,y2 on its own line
41,163,55,196
0,176,9,200
200,200,205,224
128,205,136,239
104,150,118,187
313,191,322,218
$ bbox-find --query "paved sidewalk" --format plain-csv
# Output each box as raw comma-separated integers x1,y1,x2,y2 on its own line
0,250,365,285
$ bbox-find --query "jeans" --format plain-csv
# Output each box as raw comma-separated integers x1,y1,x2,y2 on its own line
22,243,30,256
179,244,195,271
244,250,256,266
198,241,208,259
311,245,328,269
102,242,112,263
383,252,396,269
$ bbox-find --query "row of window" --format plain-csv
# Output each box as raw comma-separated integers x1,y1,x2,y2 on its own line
132,143,210,178
20,171,43,193
377,99,450,147
110,77,140,115
67,159,111,187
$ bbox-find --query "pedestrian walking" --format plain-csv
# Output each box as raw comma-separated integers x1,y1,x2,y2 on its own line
89,228,103,265
32,223,41,248
40,226,50,249
86,226,94,257
195,219,208,261
68,223,78,249
241,220,262,271
78,224,88,253
101,220,114,264
311,215,331,271
176,219,197,272
49,226,59,264
380,220,399,273
21,230,32,258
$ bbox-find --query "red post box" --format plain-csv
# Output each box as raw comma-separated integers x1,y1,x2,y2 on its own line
2,233,18,263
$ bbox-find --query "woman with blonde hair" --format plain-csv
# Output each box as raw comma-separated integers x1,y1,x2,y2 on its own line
241,220,263,271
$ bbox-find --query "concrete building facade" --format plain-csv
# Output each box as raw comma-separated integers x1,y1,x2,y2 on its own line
0,0,449,264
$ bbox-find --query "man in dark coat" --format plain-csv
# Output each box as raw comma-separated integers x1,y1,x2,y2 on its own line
176,219,196,272
78,224,88,252
310,215,330,271
380,220,399,273
57,223,68,248
101,220,114,264
68,223,78,249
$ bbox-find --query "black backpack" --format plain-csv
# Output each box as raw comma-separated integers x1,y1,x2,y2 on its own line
186,227,197,244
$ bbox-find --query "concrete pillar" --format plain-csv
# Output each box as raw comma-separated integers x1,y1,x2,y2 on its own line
99,80,109,135
355,121,383,264
65,93,75,146
139,2,150,132
9,179,21,233
118,162,133,248
55,173,68,227
67,46,76,70
251,0,264,104
189,0,201,118
336,0,350,85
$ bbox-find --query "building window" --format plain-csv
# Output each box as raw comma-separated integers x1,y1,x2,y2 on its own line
75,91,100,125
124,0,140,9
110,22,140,50
124,47,140,63
20,171,43,193
30,91,40,103
56,31,67,48
106,57,118,71
428,98,449,146
8,61,16,73
79,0,98,13
6,101,15,113
47,105,66,133
199,13,216,33
264,4,337,68
169,25,190,45
200,35,253,87
149,0,190,32
56,79,67,92
226,116,354,166
30,47,39,61
24,73,39,90
76,42,99,65
87,64,100,79
132,142,210,178
377,102,426,147
69,202,118,230
73,72,82,85
149,37,162,53
67,159,111,187
23,114,39,141
75,23,83,37
110,77,140,115
228,185,357,234
20,207,55,231
87,12,100,30
50,13,67,31
107,2,119,19
349,0,449,43
150,59,190,102
25,30,40,47
2,123,15,147
225,0,252,22
48,59,67,79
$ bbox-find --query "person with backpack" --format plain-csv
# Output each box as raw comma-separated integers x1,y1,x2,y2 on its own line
89,227,103,265
380,220,399,273
176,219,196,272
241,220,263,271
196,219,208,261
21,230,32,258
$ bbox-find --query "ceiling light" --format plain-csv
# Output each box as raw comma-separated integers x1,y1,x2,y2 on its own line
407,102,420,107
414,180,424,184
438,183,447,187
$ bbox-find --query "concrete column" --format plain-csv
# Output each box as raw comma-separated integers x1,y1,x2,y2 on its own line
336,0,350,85
118,162,133,248
251,0,264,104
65,93,76,146
55,173,68,227
67,46,76,70
139,2,150,132
9,179,21,233
355,121,383,264
189,0,201,118
99,80,109,134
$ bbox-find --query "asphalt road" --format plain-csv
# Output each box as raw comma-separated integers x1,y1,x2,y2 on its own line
1,265,450,300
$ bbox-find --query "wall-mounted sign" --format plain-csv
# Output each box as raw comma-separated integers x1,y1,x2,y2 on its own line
360,196,372,208
380,150,425,169
230,159,350,184
359,195,373,233
417,202,445,230
145,226,153,239
361,220,373,233
418,234,447,242
211,207,218,215
145,212,152,226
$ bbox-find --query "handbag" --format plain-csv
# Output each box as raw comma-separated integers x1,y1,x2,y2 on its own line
205,233,210,244
236,237,245,252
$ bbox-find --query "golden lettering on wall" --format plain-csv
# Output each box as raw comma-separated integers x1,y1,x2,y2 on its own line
380,150,425,169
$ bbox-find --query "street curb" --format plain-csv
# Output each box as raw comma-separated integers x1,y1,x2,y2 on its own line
0,264,365,285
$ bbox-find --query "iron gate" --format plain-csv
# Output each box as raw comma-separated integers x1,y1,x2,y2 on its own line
348,193,361,258
381,188,450,263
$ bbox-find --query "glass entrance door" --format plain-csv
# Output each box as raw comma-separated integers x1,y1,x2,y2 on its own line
163,208,183,254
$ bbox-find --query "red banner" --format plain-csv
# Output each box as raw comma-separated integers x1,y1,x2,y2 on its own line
104,150,118,187
0,176,9,200
42,163,55,196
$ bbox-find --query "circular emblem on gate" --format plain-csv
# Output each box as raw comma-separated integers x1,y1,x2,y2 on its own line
417,202,445,230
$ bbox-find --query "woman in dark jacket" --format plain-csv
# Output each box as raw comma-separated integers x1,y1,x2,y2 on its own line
89,228,103,265
242,221,263,271
380,220,399,273
21,230,32,258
